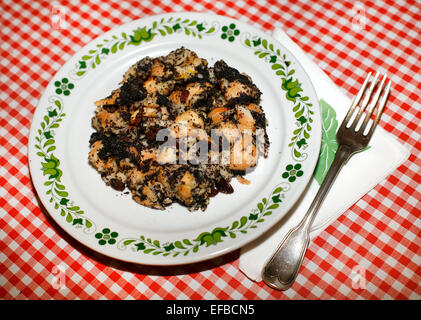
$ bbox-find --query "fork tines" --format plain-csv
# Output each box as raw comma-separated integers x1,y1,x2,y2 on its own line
342,72,392,136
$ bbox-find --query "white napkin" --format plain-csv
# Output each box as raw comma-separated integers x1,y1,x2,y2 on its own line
239,28,411,282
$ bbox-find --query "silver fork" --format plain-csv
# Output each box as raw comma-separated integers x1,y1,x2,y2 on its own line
262,72,392,291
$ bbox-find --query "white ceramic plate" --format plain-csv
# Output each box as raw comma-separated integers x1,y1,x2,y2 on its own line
28,12,321,265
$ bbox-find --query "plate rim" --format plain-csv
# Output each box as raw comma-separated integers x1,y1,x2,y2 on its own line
28,12,321,265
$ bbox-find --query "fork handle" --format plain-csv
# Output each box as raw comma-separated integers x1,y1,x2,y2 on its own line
262,144,353,290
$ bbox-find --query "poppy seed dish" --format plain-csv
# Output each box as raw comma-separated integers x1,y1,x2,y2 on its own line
89,47,269,211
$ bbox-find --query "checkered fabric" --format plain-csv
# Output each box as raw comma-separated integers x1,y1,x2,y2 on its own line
1,0,420,300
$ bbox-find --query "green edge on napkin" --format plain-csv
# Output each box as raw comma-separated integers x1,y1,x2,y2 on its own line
313,99,338,185
314,99,370,185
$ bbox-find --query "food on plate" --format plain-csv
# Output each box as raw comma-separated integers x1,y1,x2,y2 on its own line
89,47,269,211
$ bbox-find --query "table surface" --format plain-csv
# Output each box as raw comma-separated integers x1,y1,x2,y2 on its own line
1,0,420,300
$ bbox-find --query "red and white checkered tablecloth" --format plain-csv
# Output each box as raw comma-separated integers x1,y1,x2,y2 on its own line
1,0,420,300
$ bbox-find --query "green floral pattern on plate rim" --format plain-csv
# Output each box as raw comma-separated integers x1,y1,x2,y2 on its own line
30,13,321,262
